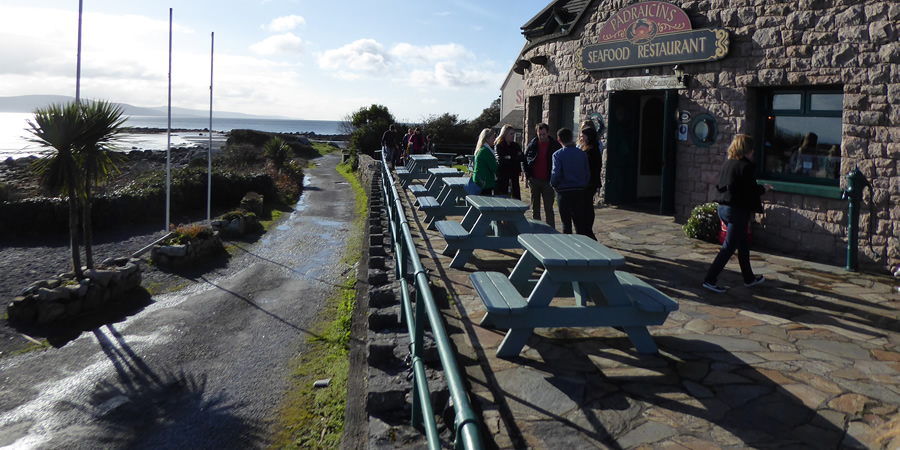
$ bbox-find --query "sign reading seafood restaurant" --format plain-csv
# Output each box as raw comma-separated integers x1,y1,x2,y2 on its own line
576,1,729,71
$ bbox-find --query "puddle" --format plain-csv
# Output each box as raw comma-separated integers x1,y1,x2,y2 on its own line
311,218,343,228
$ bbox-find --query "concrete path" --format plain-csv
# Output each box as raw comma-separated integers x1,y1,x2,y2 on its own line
398,185,900,449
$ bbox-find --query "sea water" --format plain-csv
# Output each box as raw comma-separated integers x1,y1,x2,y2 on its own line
0,112,344,159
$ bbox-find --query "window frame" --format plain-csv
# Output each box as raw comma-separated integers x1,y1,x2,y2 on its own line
757,86,844,191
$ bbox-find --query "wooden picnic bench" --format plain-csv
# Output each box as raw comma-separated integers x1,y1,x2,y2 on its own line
396,155,440,188
470,233,678,357
416,176,471,228
435,195,556,268
409,167,463,199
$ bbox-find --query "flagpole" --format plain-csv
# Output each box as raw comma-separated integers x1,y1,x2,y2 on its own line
166,8,172,232
75,0,83,104
208,31,214,222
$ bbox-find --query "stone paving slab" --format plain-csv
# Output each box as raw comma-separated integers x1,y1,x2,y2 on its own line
395,182,900,449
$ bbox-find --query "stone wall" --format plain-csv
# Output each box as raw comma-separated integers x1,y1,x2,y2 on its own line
521,0,899,271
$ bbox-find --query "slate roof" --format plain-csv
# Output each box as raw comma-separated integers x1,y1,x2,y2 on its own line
520,0,592,50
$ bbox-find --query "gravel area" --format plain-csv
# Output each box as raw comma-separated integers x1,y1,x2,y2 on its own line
0,223,199,355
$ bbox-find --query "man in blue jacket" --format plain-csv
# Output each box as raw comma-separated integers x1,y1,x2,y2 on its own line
550,128,590,235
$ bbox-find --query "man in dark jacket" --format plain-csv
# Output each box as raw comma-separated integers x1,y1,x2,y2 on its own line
524,123,562,229
381,124,398,168
550,128,590,235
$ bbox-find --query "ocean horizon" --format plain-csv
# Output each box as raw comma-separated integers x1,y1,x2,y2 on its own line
0,112,345,159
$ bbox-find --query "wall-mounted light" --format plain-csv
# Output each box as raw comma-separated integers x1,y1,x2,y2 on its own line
529,55,548,66
673,65,686,83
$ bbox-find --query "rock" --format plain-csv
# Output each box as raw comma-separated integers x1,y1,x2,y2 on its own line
36,302,65,324
157,245,187,257
84,269,118,287
37,287,69,302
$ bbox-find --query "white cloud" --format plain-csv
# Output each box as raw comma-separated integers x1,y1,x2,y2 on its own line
250,33,304,55
318,39,391,74
265,15,305,32
391,43,473,65
409,62,500,88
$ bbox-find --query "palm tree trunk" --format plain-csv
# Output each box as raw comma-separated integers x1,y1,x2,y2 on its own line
83,180,94,270
68,193,83,278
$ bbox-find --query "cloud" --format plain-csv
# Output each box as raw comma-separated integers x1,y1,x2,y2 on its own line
391,43,473,65
250,33,304,55
318,39,391,74
408,62,500,88
265,15,305,32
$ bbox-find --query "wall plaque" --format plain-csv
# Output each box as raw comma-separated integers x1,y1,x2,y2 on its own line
576,1,729,72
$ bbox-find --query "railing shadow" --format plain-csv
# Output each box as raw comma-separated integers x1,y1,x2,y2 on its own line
505,334,864,448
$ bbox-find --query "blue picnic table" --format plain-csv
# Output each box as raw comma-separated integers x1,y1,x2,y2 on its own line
470,233,679,357
435,195,555,268
417,176,471,228
409,167,463,199
397,155,440,188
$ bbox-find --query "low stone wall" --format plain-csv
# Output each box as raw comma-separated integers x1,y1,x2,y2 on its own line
353,156,453,448
150,232,225,268
8,257,143,326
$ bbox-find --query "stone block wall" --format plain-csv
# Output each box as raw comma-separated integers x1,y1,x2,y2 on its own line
520,0,900,271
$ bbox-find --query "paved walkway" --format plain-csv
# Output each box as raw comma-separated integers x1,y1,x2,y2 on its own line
397,183,900,449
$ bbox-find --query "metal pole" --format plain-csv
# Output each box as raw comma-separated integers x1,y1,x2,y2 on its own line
165,8,172,232
208,31,214,222
75,0,83,104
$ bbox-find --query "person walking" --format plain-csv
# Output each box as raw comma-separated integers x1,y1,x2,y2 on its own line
381,124,398,168
409,127,426,155
400,128,412,166
579,123,603,240
494,124,524,199
524,123,561,228
550,128,590,235
472,128,498,196
703,134,773,293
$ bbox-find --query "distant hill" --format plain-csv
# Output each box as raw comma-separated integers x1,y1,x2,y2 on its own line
0,95,288,119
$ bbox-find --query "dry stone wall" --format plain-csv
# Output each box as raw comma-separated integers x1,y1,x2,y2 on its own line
521,0,899,271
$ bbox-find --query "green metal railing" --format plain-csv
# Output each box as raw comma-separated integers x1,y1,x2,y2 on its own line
378,152,484,450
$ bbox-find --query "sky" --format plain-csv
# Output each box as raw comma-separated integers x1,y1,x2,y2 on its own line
0,0,550,123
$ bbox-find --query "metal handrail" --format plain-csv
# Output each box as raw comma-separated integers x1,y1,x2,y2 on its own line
378,152,484,450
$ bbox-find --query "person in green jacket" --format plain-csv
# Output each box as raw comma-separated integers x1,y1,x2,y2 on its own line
472,128,498,195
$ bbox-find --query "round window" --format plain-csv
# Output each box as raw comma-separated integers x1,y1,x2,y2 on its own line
690,114,718,147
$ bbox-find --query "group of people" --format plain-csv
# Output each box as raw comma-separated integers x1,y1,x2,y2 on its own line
381,125,430,168
385,120,773,294
471,121,604,239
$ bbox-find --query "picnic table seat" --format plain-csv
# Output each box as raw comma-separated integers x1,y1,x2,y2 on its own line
470,272,528,326
416,196,442,222
408,184,428,196
434,220,468,240
616,271,679,313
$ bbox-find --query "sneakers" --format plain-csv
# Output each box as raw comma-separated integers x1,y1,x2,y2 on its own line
702,282,726,293
744,275,765,287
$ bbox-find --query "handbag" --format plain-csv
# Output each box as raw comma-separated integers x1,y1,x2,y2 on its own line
464,176,482,195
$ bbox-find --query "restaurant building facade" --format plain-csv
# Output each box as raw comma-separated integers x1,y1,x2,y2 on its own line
514,0,900,272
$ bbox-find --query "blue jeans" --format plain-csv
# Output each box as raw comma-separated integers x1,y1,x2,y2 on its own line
704,205,756,285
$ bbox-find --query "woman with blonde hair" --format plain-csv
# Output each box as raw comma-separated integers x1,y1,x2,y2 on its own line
472,128,498,195
703,134,773,293
493,124,524,199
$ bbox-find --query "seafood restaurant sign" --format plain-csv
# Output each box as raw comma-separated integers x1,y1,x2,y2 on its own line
576,1,729,71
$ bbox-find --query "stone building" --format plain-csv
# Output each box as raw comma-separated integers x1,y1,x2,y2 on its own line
514,0,899,272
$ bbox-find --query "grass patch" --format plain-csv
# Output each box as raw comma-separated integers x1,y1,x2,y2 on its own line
312,142,339,156
453,164,470,173
260,209,285,231
270,159,367,449
0,341,49,360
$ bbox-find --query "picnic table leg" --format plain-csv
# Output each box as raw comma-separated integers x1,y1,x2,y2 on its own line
622,326,659,354
496,329,533,358
509,252,540,296
449,249,474,268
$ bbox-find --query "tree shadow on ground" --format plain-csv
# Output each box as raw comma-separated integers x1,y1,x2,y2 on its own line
47,324,266,448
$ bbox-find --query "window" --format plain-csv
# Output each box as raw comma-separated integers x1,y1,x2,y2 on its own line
760,88,843,185
549,94,580,133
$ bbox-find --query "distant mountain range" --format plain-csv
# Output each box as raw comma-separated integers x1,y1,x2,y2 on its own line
0,95,287,119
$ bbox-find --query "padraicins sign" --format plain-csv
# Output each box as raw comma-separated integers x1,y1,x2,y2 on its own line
576,1,729,72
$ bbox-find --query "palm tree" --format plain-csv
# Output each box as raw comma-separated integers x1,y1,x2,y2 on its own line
77,100,126,269
27,103,88,278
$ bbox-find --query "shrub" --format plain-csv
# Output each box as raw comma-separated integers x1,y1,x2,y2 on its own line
166,223,214,245
683,202,720,242
264,136,290,168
